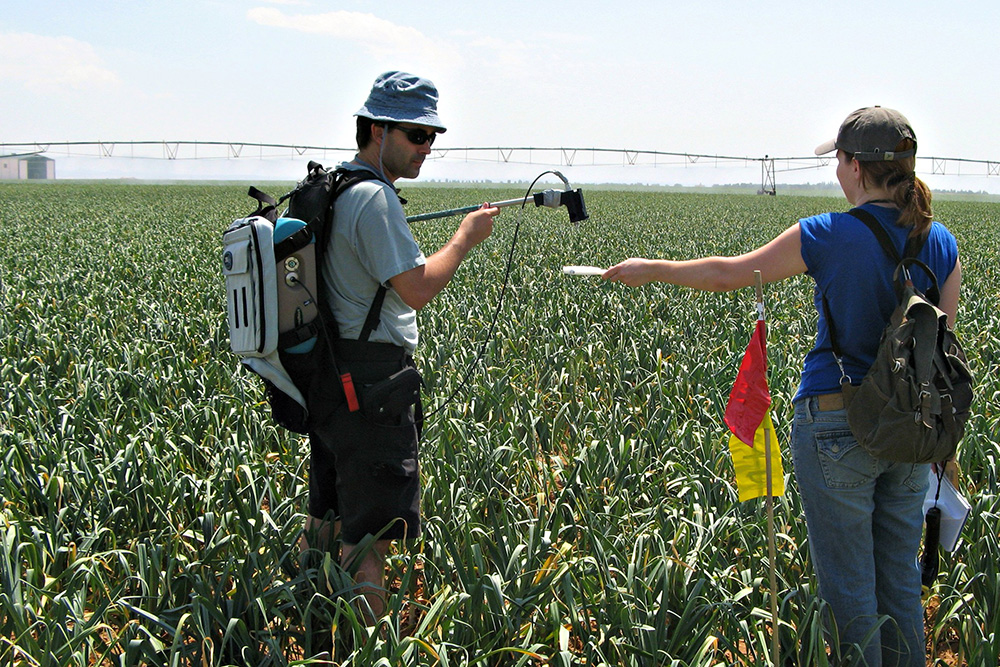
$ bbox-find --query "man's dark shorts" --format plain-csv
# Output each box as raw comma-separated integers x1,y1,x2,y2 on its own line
306,341,421,545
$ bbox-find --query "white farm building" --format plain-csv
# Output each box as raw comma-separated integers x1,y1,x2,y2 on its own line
0,153,55,180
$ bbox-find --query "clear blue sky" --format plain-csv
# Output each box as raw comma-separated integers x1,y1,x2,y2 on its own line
3,1,999,190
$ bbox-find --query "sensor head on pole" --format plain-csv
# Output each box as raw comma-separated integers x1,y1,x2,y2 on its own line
561,189,588,224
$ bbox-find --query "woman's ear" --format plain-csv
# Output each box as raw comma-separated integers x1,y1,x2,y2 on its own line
846,156,864,190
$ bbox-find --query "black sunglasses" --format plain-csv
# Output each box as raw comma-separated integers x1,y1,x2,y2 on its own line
387,124,437,147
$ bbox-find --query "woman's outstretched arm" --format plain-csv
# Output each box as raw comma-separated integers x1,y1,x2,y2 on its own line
602,223,807,291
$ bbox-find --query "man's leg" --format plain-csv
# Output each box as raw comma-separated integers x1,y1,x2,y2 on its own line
298,514,341,657
299,515,340,554
311,356,422,623
342,539,392,621
305,426,341,556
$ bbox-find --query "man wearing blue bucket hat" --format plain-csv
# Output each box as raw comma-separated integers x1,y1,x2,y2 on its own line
302,71,499,621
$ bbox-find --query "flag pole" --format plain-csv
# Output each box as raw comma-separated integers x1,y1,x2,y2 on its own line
755,270,780,667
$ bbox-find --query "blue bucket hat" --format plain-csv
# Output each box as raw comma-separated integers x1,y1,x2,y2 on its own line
355,71,447,133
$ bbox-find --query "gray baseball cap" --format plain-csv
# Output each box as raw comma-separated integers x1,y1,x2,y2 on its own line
815,106,916,161
355,71,447,132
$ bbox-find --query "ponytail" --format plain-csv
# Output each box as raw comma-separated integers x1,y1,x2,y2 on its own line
898,173,933,237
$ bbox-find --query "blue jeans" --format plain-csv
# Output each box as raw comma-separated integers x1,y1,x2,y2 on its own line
791,396,928,667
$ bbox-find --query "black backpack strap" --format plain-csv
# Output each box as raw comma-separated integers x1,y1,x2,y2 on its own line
847,207,930,263
847,208,939,305
823,207,933,375
324,167,376,248
359,284,388,342
330,167,390,342
278,319,323,350
247,186,278,222
284,165,396,345
820,291,844,360
847,208,897,262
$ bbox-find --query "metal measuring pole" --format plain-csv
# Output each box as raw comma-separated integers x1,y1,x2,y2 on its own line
405,187,588,224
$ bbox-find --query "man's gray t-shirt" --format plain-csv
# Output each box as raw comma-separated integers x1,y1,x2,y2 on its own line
323,164,425,352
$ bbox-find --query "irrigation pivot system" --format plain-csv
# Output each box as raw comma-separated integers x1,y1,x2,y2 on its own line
3,141,998,194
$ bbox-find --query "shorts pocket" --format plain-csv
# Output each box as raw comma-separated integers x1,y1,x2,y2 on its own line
368,410,419,480
361,367,423,426
373,456,418,482
815,429,877,489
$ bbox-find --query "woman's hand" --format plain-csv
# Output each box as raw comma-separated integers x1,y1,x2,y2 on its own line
602,258,656,287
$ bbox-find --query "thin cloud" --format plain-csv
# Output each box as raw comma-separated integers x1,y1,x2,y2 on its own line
246,7,459,65
0,32,120,92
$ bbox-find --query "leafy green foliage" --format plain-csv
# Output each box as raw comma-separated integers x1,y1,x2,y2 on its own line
1,182,996,665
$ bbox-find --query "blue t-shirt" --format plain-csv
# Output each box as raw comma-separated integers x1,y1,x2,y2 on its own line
795,203,958,400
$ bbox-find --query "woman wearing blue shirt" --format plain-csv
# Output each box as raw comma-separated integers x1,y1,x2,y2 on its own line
604,107,960,666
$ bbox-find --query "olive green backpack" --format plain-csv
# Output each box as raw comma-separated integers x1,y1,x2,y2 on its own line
825,209,973,464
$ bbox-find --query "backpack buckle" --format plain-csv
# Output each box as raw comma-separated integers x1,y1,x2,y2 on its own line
918,389,933,428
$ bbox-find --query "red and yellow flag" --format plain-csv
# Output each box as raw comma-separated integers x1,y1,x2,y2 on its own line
724,318,784,502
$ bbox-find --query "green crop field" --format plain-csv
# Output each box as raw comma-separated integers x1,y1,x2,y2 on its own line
1,182,997,666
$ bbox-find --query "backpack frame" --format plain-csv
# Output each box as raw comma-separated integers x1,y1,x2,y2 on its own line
223,162,387,433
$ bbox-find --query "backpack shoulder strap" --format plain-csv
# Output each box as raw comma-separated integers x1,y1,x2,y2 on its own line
822,207,933,374
847,206,940,304
822,208,889,365
333,165,380,190
247,186,279,222
847,207,929,262
847,207,901,263
820,290,846,364
359,284,388,342
314,166,381,249
327,168,388,342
